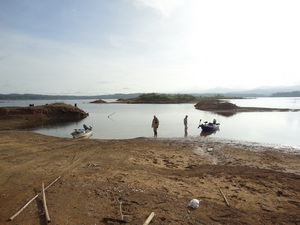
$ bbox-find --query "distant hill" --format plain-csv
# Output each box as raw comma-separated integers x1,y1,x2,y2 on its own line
0,93,141,100
271,91,300,97
1,85,299,100
196,85,300,97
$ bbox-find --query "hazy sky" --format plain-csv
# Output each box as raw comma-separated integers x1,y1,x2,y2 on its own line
1,0,299,95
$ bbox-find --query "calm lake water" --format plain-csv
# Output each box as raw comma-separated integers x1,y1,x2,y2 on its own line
1,97,300,149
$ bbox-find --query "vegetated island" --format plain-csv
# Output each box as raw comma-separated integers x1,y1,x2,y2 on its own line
0,103,88,130
115,93,201,104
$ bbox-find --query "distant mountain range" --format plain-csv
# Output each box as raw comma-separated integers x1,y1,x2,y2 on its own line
193,85,300,97
0,93,142,100
0,85,299,100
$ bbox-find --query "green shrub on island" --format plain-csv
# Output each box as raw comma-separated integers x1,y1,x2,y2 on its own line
136,93,197,103
116,93,241,103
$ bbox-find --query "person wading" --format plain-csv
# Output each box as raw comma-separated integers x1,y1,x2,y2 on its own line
184,115,188,137
152,115,159,137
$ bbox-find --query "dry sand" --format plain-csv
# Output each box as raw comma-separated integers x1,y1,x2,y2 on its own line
0,131,299,225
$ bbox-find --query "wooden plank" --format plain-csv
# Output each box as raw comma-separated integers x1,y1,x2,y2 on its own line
143,212,155,225
42,183,51,223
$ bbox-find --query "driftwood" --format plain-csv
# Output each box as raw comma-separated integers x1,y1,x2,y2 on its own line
8,193,39,221
42,183,51,223
143,212,155,225
219,188,230,207
9,176,61,221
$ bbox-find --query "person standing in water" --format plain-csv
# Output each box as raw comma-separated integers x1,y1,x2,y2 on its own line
152,115,159,137
184,115,188,137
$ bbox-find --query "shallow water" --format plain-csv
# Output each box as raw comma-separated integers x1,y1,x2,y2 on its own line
1,97,300,149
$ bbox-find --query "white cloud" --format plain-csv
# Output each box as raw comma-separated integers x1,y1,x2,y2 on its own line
1,0,300,95
130,0,186,17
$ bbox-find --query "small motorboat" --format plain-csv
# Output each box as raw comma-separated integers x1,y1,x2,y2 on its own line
71,124,93,138
198,119,220,132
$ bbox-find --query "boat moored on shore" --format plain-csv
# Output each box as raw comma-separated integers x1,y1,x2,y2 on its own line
71,124,93,138
198,119,220,132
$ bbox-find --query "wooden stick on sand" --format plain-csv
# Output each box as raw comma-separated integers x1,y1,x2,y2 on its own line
42,183,51,223
143,212,155,225
9,176,60,221
219,188,230,207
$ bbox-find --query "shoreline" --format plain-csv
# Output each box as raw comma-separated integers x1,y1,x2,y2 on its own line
126,135,300,154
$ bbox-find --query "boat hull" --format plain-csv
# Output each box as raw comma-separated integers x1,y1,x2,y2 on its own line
71,129,93,139
200,128,219,137
199,124,219,132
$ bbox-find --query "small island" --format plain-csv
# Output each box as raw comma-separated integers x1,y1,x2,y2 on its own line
116,93,199,104
114,93,299,116
0,103,89,130
90,99,107,104
194,99,299,116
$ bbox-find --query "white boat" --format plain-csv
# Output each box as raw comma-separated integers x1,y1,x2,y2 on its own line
71,124,93,138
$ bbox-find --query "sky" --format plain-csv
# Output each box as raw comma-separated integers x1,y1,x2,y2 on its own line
0,0,300,95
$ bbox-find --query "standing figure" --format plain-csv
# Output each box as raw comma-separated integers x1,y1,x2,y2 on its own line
152,115,159,137
184,115,188,137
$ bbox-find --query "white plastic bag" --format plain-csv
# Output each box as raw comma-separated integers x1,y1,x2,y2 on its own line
188,199,200,209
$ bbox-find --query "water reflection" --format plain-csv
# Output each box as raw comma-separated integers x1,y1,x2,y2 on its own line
26,118,83,130
214,111,237,117
184,129,188,137
200,128,220,137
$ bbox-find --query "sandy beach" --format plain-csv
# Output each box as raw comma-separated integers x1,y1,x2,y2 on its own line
0,131,299,225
